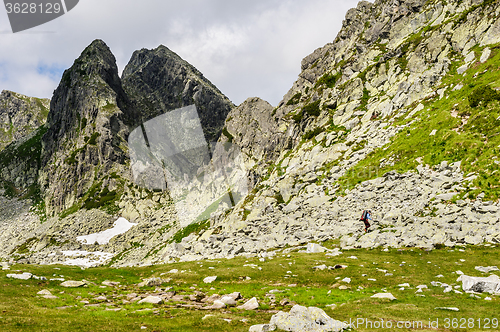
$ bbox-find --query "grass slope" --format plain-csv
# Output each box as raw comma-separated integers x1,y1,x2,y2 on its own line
337,43,500,200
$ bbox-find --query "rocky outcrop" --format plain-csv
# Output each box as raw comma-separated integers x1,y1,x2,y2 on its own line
0,90,49,151
38,39,136,215
122,45,234,142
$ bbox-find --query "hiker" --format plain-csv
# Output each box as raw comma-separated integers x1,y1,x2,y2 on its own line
360,210,372,232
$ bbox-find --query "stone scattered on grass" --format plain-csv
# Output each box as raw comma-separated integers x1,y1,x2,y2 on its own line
475,266,499,273
306,243,326,253
203,276,217,284
138,296,163,304
210,300,226,309
238,297,259,310
60,280,86,288
371,293,397,301
435,307,459,311
137,277,171,287
249,324,276,332
7,272,32,280
37,289,58,299
102,280,120,287
220,295,237,306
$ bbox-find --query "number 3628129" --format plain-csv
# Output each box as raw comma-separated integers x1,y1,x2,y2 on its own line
5,2,62,14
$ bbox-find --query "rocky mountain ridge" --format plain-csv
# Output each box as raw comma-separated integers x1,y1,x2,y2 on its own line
0,90,49,151
1,0,500,267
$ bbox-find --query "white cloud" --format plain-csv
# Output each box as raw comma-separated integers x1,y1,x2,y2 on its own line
0,0,361,105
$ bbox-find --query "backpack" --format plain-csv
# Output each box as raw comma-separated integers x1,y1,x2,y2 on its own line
360,210,367,220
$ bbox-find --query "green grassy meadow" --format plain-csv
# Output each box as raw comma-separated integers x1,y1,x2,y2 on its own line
1,242,499,331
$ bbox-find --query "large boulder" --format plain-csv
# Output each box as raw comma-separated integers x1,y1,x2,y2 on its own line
457,274,500,294
268,305,349,332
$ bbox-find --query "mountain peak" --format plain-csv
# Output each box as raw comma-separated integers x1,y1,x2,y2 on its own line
122,44,234,142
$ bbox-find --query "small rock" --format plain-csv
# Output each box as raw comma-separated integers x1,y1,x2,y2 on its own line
280,298,290,306
7,273,32,280
138,277,171,287
220,295,237,306
211,300,226,309
371,293,396,301
37,289,52,296
238,297,259,310
102,280,120,287
306,243,326,253
313,264,328,270
138,296,163,305
480,47,491,63
203,276,217,284
475,266,499,273
435,307,459,311
60,280,86,288
189,291,205,302
249,324,276,332
228,292,242,300
457,64,468,75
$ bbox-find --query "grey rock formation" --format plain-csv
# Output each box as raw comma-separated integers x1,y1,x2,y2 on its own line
267,305,349,332
39,39,136,215
122,45,234,143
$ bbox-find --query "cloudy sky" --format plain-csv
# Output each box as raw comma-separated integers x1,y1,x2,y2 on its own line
0,0,361,106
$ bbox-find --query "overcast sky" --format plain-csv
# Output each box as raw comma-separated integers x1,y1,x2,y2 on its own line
0,0,362,106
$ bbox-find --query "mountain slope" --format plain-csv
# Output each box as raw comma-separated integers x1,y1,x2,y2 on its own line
155,0,500,262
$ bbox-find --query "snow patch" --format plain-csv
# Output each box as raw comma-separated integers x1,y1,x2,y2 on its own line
76,217,137,245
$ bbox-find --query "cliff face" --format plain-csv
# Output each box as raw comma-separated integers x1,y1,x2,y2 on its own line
122,46,234,143
38,39,136,215
0,90,49,151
